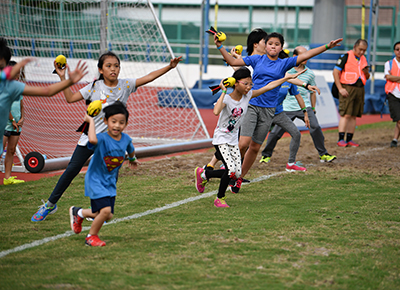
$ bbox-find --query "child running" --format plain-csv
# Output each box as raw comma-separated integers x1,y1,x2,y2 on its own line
31,51,182,222
214,32,342,193
194,66,305,208
69,101,138,247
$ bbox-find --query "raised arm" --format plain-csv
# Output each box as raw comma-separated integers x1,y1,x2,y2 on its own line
296,38,343,65
214,35,246,67
84,114,97,145
8,58,34,80
22,60,88,98
213,79,227,116
53,61,85,103
135,56,182,87
252,69,307,98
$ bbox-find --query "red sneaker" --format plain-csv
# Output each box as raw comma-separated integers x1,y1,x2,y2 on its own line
69,206,84,234
85,235,106,247
286,163,307,172
229,177,243,194
337,140,348,147
347,140,360,147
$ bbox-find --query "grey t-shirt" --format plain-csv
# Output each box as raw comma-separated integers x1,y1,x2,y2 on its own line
78,78,136,146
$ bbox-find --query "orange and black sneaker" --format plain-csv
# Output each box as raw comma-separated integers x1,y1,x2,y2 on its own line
69,206,84,234
85,235,106,247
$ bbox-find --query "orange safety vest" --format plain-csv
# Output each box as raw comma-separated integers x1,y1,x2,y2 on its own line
385,58,400,94
339,50,368,85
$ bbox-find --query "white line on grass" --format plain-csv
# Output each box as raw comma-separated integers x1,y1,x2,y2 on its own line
0,172,286,259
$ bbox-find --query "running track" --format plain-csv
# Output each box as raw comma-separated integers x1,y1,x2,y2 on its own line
0,112,392,183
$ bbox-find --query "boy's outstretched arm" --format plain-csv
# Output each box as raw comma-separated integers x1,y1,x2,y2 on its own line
22,60,88,97
252,69,307,98
296,38,343,65
135,56,183,87
84,114,97,145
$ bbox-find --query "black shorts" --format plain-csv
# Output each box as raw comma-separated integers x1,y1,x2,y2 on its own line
4,130,21,137
90,196,115,214
387,93,400,122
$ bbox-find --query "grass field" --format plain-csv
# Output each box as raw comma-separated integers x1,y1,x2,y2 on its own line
1,122,400,289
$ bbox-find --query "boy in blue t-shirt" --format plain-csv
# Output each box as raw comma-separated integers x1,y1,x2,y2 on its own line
69,101,139,247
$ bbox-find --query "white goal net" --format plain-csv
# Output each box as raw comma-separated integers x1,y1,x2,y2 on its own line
0,0,209,160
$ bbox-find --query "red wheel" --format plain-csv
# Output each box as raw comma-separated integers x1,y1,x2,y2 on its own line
24,152,45,173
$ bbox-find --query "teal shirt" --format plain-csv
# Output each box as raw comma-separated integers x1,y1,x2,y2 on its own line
283,66,316,111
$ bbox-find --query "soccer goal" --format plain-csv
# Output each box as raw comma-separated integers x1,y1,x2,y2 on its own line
0,0,209,169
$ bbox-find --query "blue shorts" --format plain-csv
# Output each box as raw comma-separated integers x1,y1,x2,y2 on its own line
90,196,115,214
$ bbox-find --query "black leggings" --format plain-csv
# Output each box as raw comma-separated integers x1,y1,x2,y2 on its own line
48,145,93,204
205,145,231,199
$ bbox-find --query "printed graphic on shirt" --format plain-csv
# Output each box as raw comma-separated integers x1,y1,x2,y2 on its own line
223,107,244,132
103,156,124,172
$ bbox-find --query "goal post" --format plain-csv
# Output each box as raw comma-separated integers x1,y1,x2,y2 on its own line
0,0,210,163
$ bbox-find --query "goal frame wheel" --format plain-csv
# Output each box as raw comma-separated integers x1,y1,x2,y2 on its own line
24,151,45,173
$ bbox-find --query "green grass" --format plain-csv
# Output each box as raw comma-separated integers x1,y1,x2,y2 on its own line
1,122,400,289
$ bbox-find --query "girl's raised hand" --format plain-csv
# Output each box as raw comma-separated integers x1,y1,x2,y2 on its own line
54,60,66,78
170,56,183,68
327,38,343,49
68,60,88,84
285,68,307,79
219,79,227,92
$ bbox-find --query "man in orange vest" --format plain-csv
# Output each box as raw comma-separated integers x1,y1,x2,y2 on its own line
384,41,400,148
333,39,370,147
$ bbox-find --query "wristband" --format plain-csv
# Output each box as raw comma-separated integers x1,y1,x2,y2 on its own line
217,44,223,50
325,44,329,49
11,118,15,122
222,90,227,94
302,82,307,88
312,107,315,111
128,156,137,162
301,107,306,111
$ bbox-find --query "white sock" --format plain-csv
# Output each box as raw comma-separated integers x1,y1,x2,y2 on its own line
77,209,84,218
393,139,398,142
201,171,207,180
86,234,92,238
287,162,294,166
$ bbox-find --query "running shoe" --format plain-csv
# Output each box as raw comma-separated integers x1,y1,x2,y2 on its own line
337,140,348,147
3,176,25,185
214,196,230,208
390,140,398,147
31,200,58,222
194,167,207,193
259,156,271,163
320,154,337,163
229,177,243,194
347,140,359,147
286,163,307,172
85,235,106,247
69,206,84,234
